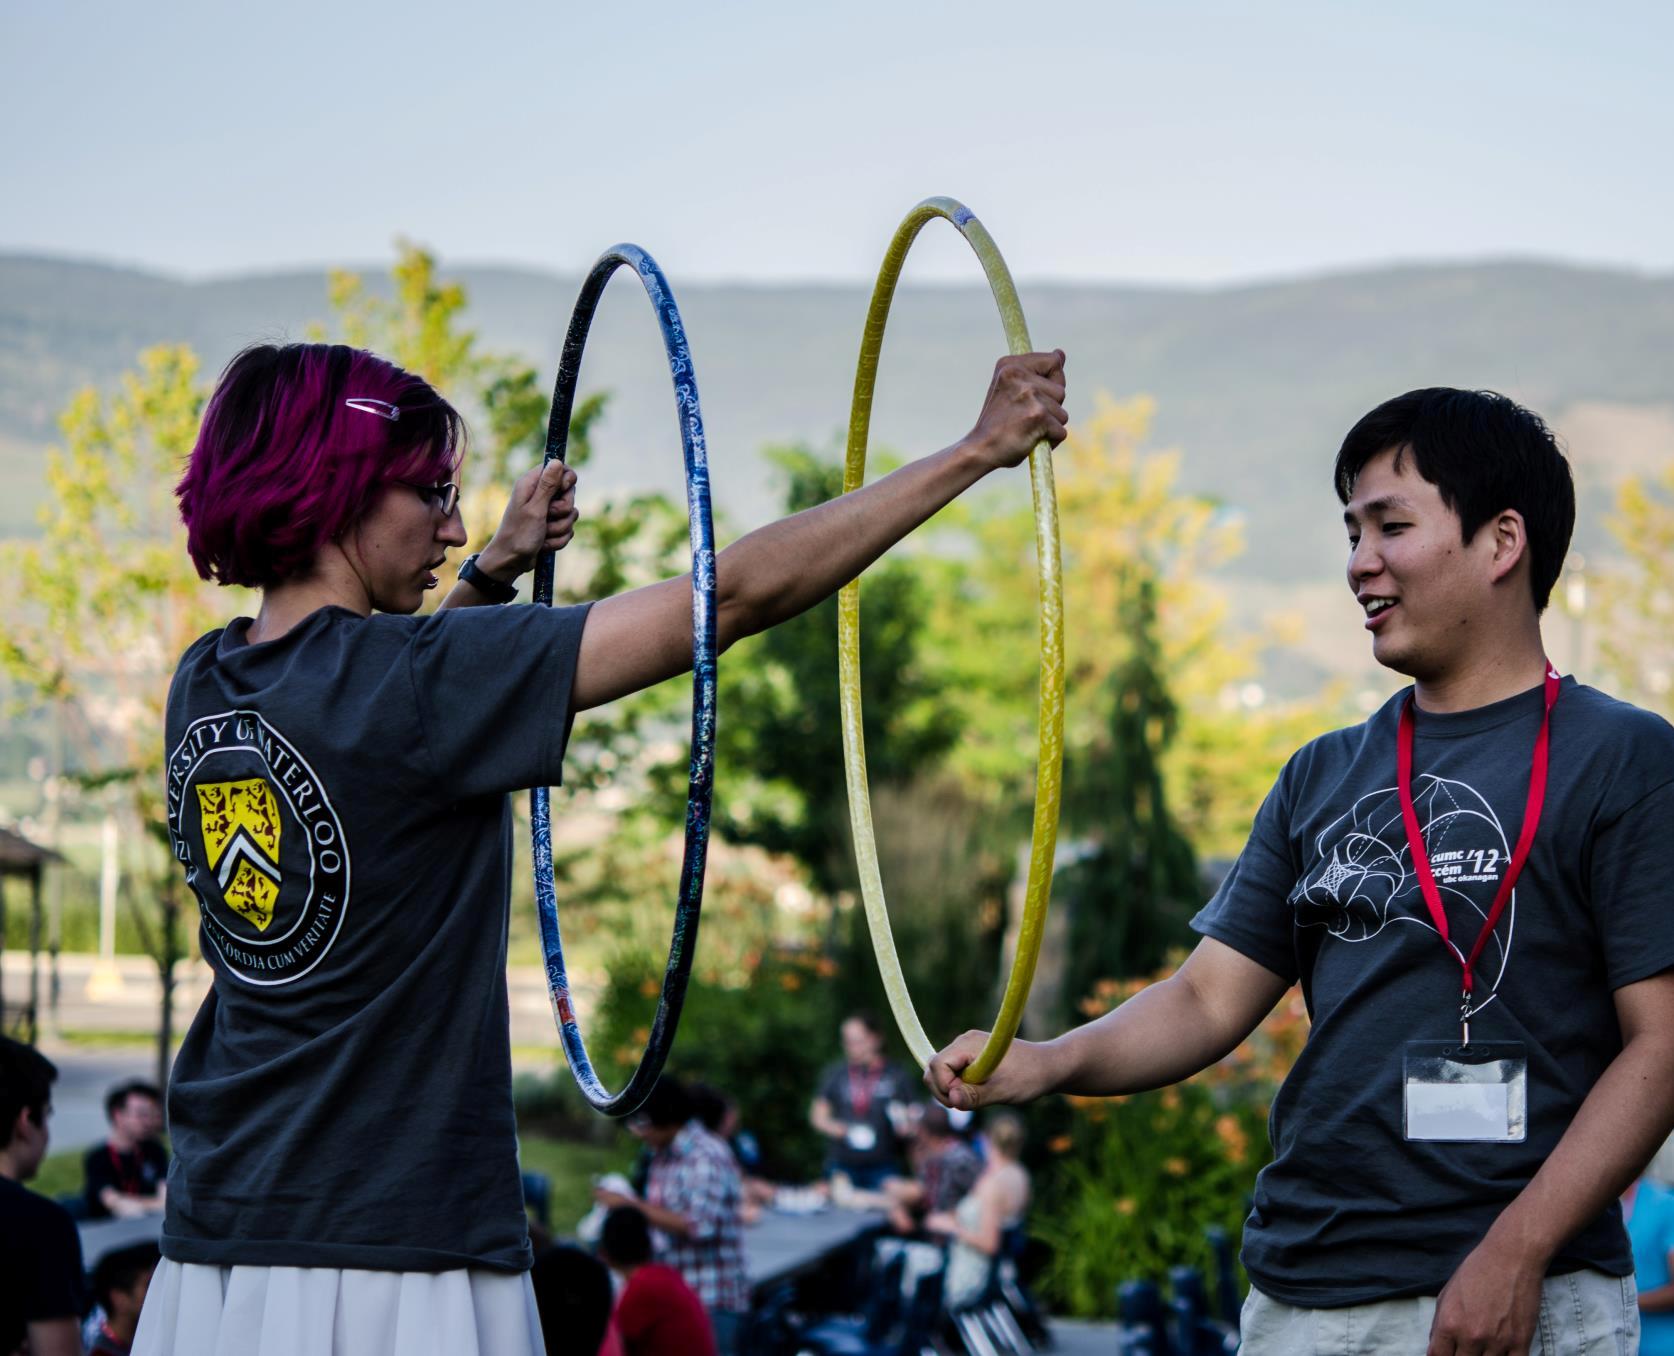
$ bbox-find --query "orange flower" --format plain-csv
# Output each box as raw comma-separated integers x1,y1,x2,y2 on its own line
639,978,660,998
1114,1197,1136,1215
780,973,802,991
1163,1157,1189,1177
1214,1114,1249,1165
1047,1134,1074,1154
814,956,839,977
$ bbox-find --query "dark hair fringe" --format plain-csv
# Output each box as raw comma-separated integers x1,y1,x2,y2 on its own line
1333,388,1576,612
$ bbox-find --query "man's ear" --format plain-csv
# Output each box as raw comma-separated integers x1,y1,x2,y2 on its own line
1489,508,1529,585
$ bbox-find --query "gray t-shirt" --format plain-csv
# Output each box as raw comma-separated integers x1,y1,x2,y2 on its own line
161,602,590,1272
1193,677,1674,1306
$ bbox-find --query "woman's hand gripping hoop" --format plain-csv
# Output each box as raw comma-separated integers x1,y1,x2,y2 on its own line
840,197,1065,1083
531,245,718,1118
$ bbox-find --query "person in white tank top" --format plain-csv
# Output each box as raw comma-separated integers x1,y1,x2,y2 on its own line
926,1111,1030,1310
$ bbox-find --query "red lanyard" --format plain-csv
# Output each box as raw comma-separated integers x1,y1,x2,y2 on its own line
847,1064,882,1118
1396,666,1560,1043
109,1144,143,1195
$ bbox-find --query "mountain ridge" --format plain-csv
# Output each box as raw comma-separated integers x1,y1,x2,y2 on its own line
5,252,1672,594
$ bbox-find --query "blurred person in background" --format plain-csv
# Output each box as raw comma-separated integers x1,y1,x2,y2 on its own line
1627,1134,1674,1355
84,1082,168,1220
687,1083,761,1175
926,1110,1030,1309
687,1082,773,1222
594,1079,747,1354
597,1206,715,1356
88,1243,161,1356
881,1101,982,1235
0,1037,84,1356
810,1012,913,1191
528,1243,616,1356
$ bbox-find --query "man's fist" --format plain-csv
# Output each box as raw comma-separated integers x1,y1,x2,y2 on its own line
964,351,1069,471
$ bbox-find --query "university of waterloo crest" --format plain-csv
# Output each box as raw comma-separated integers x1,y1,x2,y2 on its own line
166,710,350,986
196,778,282,931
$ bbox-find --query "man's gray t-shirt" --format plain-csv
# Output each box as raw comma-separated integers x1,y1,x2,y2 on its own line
162,602,590,1272
1193,677,1674,1306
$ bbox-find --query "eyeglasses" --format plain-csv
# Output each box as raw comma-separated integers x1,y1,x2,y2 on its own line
399,480,460,516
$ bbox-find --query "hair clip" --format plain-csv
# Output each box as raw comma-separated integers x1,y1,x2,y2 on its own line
344,397,401,421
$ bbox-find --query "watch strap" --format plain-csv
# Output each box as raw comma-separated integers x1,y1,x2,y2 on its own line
458,552,519,603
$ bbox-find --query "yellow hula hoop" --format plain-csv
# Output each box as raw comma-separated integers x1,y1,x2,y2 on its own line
839,196,1065,1082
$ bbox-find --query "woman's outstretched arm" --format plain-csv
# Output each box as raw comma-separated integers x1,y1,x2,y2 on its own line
571,350,1067,712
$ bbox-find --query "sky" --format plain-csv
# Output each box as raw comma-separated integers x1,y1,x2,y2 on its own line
3,0,1671,285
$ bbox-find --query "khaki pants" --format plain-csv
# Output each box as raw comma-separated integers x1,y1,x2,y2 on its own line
1240,1270,1639,1356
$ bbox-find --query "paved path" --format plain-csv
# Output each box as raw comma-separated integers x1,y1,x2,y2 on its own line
4,951,589,1051
42,1039,156,1153
1049,1317,1123,1352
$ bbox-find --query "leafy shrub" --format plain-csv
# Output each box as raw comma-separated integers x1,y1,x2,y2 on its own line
592,944,845,1180
1028,961,1309,1318
512,1068,628,1148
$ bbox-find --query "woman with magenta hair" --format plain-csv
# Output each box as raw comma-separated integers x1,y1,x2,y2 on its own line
137,341,1068,1356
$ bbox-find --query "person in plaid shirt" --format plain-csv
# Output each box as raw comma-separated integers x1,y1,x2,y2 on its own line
595,1079,748,1354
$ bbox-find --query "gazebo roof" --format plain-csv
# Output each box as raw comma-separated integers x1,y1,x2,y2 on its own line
0,826,63,874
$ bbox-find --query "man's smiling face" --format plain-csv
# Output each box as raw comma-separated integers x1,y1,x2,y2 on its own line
1343,446,1503,680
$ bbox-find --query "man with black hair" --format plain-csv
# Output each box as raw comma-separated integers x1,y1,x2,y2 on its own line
527,1242,615,1356
882,1101,982,1235
0,1036,85,1356
593,1079,746,1354
88,1242,160,1356
929,388,1674,1355
598,1206,716,1356
84,1080,168,1220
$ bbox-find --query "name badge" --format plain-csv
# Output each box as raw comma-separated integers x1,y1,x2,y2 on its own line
846,1124,877,1152
1403,1041,1527,1142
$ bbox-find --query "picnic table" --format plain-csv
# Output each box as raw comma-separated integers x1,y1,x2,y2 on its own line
78,1213,163,1266
79,1201,889,1302
744,1205,886,1292
80,1205,889,1287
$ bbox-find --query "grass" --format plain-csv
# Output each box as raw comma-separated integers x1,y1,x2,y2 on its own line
55,1028,183,1050
32,1132,632,1238
34,1147,84,1202
519,1136,633,1235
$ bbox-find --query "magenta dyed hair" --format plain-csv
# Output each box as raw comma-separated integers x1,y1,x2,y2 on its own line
178,343,466,588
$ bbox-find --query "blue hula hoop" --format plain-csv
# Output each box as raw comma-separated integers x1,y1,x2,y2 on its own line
530,244,718,1117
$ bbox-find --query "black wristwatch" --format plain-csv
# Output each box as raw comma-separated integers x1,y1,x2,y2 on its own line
458,552,519,603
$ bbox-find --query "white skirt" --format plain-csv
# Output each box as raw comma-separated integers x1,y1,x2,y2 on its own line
134,1258,545,1356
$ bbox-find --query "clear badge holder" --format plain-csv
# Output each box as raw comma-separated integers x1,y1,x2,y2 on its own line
1403,1041,1527,1143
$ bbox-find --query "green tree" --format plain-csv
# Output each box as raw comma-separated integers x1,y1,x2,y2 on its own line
713,445,961,894
1,346,223,1083
322,244,693,951
1599,468,1674,717
1057,571,1200,1018
706,445,1027,1045
927,393,1341,867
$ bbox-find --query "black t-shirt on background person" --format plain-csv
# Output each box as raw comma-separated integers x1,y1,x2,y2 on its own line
1193,677,1674,1306
816,1058,913,1175
0,1175,86,1350
83,1138,169,1218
